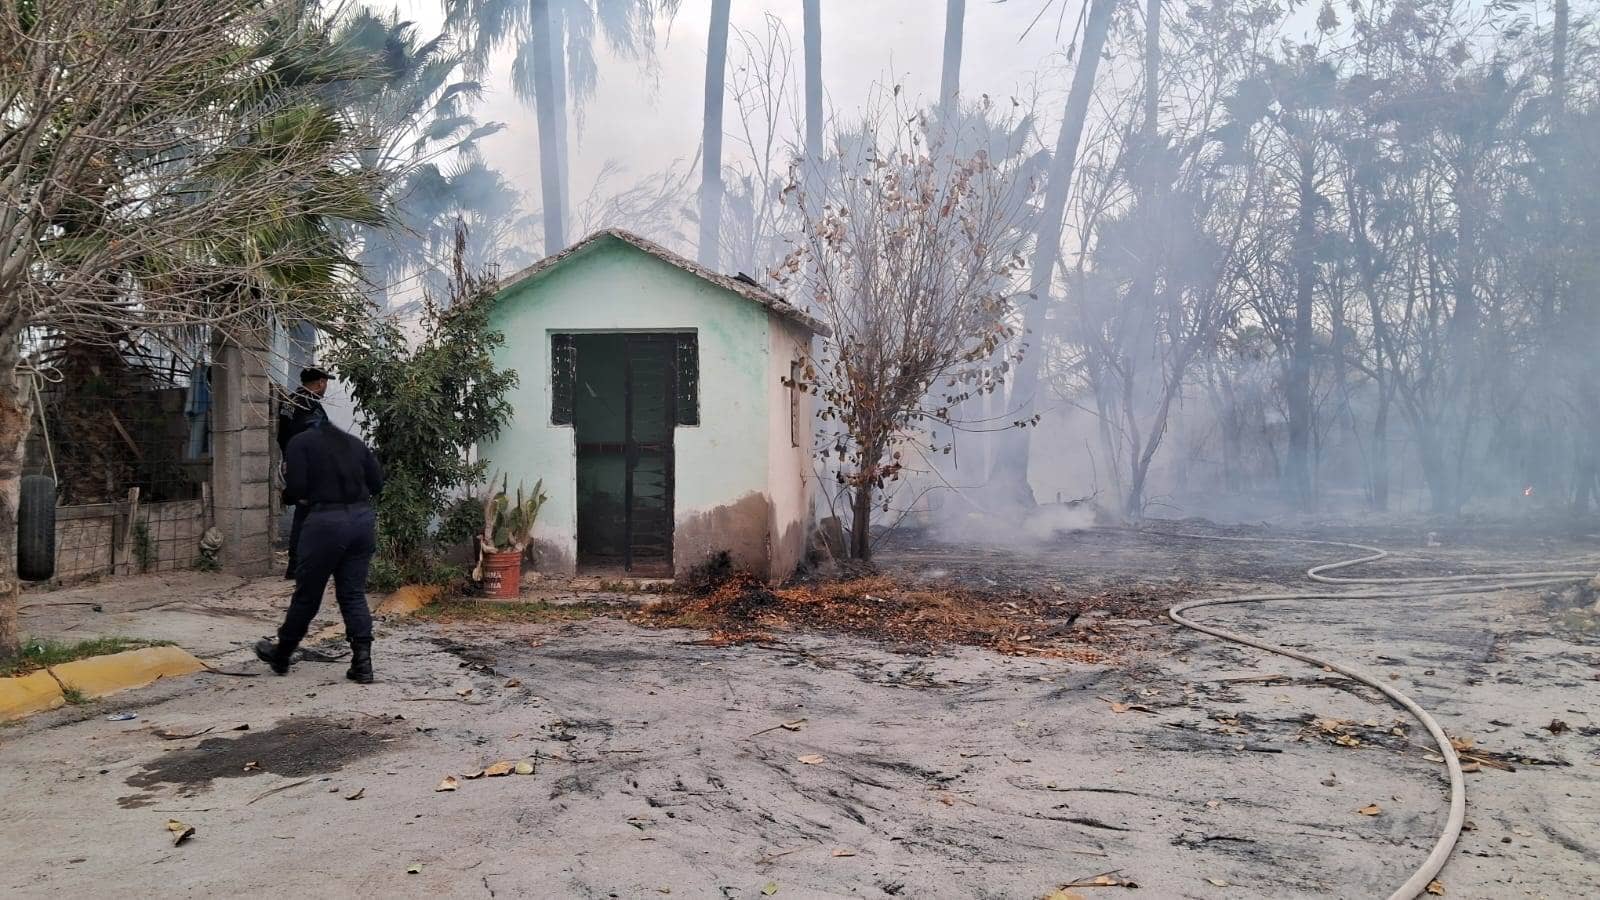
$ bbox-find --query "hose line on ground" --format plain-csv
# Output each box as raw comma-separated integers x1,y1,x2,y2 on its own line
1155,530,1594,900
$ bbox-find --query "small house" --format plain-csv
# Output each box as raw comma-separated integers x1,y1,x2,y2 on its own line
480,230,827,581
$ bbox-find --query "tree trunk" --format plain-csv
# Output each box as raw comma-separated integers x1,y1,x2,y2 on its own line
803,0,823,167
849,483,873,560
1285,148,1316,510
531,0,566,255
699,0,732,269
989,0,1118,507
1417,426,1457,514
0,330,30,657
550,5,572,237
1371,386,1390,511
1143,0,1159,139
939,0,965,118
1554,0,1569,116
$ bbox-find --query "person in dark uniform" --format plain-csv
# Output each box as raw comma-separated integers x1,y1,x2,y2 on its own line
256,420,384,683
277,367,331,579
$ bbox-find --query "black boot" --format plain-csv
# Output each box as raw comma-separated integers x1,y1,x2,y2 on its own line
346,639,374,684
255,638,294,675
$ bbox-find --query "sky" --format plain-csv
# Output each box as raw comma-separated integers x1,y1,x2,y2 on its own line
392,0,1081,219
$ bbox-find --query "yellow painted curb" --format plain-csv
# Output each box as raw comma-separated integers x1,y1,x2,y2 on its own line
375,584,443,618
50,646,206,700
307,584,444,643
0,670,67,721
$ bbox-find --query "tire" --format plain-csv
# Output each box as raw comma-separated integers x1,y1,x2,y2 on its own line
17,474,56,582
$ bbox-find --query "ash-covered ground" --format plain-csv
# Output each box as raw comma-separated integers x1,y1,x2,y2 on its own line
2,519,1597,898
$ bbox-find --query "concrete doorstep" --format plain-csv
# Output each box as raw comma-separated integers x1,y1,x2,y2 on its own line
0,646,207,722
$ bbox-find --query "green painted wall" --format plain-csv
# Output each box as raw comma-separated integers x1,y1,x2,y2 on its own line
480,236,774,573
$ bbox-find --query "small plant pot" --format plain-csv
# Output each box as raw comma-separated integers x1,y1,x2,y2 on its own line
480,549,524,599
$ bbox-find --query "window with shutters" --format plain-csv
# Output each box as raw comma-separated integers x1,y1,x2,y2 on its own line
673,333,699,426
550,333,576,425
552,332,696,427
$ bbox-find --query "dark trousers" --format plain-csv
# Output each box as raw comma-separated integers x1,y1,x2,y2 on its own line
278,504,377,648
285,503,310,577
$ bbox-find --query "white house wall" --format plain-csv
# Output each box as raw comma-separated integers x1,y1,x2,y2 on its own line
766,319,815,579
481,239,784,578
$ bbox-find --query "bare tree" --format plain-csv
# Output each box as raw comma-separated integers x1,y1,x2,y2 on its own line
721,15,804,276
0,0,382,654
775,94,1036,558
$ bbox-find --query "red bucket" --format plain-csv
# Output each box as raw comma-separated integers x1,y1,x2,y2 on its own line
480,549,524,599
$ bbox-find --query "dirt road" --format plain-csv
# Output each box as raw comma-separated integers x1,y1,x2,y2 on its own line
1,524,1596,898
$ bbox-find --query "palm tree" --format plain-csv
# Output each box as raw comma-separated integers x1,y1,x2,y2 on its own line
530,0,567,253
803,0,823,168
940,0,965,118
700,0,733,268
332,9,506,303
446,1,683,253
991,0,1120,506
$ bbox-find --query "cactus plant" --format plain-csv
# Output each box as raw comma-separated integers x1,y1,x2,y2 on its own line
478,474,548,554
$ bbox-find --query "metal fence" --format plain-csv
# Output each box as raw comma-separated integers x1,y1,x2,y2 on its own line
21,328,212,505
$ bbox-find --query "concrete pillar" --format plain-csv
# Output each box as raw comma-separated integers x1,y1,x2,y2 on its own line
211,332,274,576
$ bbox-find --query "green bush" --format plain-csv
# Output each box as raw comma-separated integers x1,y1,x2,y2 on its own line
328,229,517,587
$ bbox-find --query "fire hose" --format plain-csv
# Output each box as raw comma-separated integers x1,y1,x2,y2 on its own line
1158,530,1596,900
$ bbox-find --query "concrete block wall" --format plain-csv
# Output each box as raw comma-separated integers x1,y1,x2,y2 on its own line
210,334,275,576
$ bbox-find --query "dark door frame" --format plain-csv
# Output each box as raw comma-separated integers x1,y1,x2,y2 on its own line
572,333,680,574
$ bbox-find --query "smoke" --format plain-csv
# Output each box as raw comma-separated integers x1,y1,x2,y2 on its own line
403,0,1600,535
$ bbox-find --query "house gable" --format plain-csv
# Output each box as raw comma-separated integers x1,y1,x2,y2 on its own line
494,230,828,337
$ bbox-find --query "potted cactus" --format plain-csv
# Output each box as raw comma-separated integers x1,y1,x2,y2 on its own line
473,475,548,598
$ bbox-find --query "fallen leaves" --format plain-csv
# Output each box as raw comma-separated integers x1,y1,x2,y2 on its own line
1426,879,1446,895
166,819,196,846
445,760,536,789
1358,804,1382,816
633,573,1186,659
1545,719,1569,735
797,754,826,765
761,882,779,896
